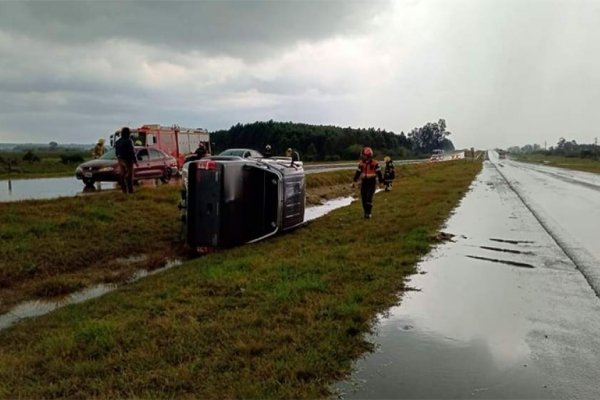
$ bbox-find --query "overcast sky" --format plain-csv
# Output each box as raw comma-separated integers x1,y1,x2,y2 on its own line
1,0,599,148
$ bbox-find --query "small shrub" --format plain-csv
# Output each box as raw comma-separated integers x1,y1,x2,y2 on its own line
22,150,40,163
60,154,84,164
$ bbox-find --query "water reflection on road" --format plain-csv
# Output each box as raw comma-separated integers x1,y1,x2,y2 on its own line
336,160,600,399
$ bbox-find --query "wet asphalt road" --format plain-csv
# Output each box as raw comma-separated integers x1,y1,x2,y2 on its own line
337,152,600,399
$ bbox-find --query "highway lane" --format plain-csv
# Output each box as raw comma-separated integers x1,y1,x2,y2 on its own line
337,154,600,399
492,152,600,296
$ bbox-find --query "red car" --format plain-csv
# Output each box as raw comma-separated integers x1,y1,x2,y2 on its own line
75,146,178,187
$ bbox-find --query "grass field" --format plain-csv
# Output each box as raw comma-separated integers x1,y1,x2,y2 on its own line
513,153,600,174
0,150,90,180
0,160,481,398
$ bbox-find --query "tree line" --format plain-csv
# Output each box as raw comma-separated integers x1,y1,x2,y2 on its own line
508,137,599,159
211,119,454,161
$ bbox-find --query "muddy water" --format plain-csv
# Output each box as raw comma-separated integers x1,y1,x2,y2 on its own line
336,161,600,398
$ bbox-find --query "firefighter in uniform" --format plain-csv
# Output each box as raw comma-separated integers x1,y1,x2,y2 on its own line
264,144,273,158
383,156,395,191
353,147,383,219
194,143,207,159
92,138,107,159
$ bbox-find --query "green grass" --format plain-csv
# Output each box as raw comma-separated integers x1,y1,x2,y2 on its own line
0,160,481,398
0,150,90,180
0,185,183,312
0,169,378,312
513,153,600,174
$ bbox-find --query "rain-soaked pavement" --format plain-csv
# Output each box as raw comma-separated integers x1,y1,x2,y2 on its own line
336,153,600,399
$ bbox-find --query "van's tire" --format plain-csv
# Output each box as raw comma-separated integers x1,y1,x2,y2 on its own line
160,169,172,183
83,178,94,187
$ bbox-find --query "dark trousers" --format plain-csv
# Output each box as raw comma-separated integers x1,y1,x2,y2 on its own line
360,178,376,215
118,158,134,193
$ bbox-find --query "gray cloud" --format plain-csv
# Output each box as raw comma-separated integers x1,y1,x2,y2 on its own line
0,1,388,59
1,0,600,149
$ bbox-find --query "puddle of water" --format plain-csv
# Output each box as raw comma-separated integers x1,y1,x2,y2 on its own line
0,176,89,202
335,161,600,398
0,259,182,332
304,196,355,221
0,284,116,331
0,176,181,202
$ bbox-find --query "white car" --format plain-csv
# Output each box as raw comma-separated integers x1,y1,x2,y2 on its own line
430,149,445,161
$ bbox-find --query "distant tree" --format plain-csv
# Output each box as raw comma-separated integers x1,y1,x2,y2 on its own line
59,154,84,164
304,143,318,161
0,155,19,174
22,150,40,163
210,121,416,161
408,119,453,154
49,141,58,150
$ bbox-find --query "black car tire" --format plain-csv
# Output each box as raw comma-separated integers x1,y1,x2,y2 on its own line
160,168,172,183
83,178,94,187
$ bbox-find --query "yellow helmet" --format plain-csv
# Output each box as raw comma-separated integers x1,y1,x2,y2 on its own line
98,138,105,144
384,156,391,163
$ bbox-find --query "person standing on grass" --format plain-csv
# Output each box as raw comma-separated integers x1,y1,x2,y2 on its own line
92,138,107,159
115,127,138,194
353,147,383,219
383,156,395,191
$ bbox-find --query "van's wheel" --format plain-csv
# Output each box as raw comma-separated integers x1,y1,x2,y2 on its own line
83,178,94,187
160,169,172,183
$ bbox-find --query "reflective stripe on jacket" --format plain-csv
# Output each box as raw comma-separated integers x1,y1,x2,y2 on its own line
354,159,382,181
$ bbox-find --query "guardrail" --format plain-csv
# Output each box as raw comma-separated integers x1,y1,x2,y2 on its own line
304,159,427,173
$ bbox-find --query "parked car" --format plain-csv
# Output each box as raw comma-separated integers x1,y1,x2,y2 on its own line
75,147,178,187
180,155,305,253
218,148,264,158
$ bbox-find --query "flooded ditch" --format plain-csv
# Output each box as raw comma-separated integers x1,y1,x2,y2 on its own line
0,259,183,331
0,176,180,202
0,176,91,202
0,195,359,332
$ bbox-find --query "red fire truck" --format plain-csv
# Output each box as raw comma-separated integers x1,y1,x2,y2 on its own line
110,124,211,169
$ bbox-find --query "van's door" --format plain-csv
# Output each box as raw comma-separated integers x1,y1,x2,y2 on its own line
185,161,223,248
